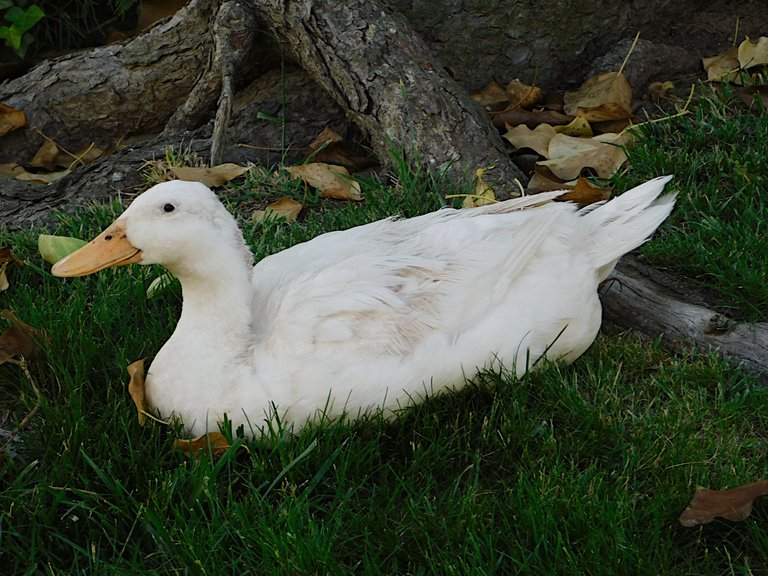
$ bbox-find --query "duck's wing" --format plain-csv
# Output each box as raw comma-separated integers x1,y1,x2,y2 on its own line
250,196,571,359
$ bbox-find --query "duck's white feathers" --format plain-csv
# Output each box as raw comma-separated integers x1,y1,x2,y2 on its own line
111,176,674,436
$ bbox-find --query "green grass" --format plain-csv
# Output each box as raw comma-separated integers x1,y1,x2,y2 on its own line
1,101,768,574
615,86,768,322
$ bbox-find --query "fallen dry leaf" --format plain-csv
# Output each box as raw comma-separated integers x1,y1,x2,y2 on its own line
0,103,26,137
463,168,496,208
503,123,557,157
252,197,304,223
554,177,611,207
172,163,249,187
29,139,60,171
174,431,231,457
127,359,147,425
0,247,21,292
471,80,510,110
737,36,768,69
285,163,362,201
538,132,630,180
649,81,676,104
505,79,542,109
0,162,69,185
554,115,593,138
0,310,46,365
491,107,572,129
702,47,741,84
307,129,377,172
738,85,768,109
563,72,633,116
0,163,28,179
527,164,569,194
576,102,633,124
680,480,768,527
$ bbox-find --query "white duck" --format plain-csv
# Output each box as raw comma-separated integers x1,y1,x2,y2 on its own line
52,176,675,438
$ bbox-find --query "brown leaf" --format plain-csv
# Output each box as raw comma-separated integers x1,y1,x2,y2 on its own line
0,310,46,365
503,123,557,157
702,47,741,84
29,139,61,171
251,197,304,223
737,36,768,69
0,247,21,292
527,165,569,194
285,163,362,201
171,163,249,187
537,132,630,180
56,144,104,169
576,102,633,123
738,85,768,109
0,103,26,137
174,431,231,457
307,128,377,172
554,177,611,207
563,72,633,116
127,359,147,425
0,163,29,179
471,80,509,110
491,107,573,129
308,127,344,152
14,168,71,185
505,79,542,109
679,480,768,527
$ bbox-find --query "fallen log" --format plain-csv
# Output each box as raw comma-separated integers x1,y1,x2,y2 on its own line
603,256,768,379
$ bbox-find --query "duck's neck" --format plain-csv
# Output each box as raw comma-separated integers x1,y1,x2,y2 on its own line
172,251,253,347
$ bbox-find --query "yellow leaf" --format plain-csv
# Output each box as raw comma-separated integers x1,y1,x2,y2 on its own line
463,168,496,208
537,132,630,180
285,163,362,201
503,123,557,157
171,163,249,187
738,36,768,69
554,115,593,137
702,47,741,84
563,72,633,116
38,235,87,265
251,197,303,223
127,359,147,425
174,432,231,457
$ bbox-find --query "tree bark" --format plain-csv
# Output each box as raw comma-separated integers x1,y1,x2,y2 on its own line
254,0,525,193
602,257,768,379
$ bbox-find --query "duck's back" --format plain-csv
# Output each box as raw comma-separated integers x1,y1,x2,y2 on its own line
248,177,674,421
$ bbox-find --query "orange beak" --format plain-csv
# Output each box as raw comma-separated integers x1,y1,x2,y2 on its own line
52,221,142,277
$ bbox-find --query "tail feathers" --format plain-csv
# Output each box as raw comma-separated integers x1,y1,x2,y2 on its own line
583,175,676,281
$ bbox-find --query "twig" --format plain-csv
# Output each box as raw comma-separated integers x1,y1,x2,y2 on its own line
616,31,641,78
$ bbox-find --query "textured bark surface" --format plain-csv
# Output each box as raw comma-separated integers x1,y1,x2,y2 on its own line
1,67,352,231
0,0,216,164
254,0,525,194
603,257,768,379
389,0,768,92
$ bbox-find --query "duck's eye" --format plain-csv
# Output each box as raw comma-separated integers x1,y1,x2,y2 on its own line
163,203,175,213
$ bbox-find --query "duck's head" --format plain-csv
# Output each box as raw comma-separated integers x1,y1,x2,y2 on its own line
52,180,253,278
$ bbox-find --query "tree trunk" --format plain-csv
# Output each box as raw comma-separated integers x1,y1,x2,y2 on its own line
603,257,768,380
253,0,524,193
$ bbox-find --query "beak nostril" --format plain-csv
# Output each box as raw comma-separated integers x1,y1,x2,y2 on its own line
105,235,113,241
